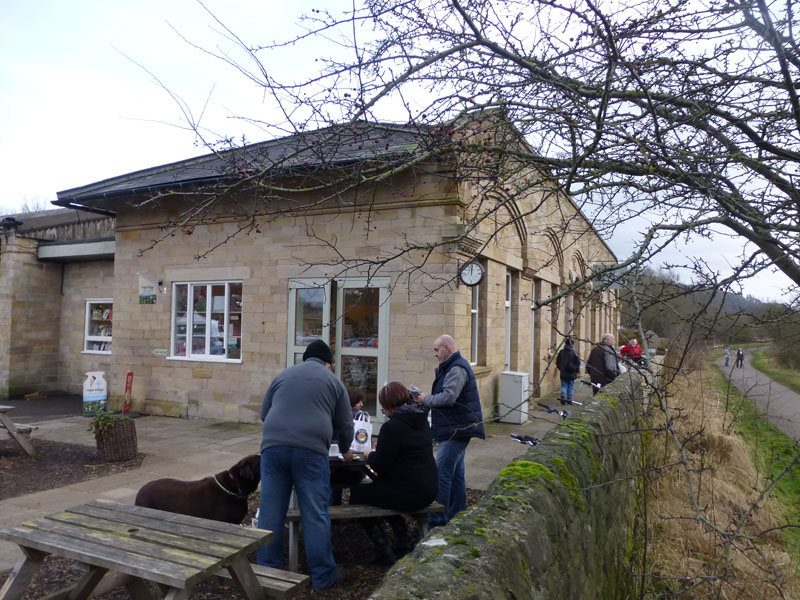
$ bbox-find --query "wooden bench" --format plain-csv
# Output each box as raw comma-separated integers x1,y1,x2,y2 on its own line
7,423,37,436
0,405,38,458
215,562,309,598
285,502,445,571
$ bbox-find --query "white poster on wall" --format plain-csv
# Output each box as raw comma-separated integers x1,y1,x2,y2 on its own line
138,274,157,305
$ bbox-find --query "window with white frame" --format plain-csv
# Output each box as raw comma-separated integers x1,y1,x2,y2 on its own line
171,281,242,361
84,299,113,353
470,285,480,365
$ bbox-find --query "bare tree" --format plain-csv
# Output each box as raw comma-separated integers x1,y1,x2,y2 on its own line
158,0,797,303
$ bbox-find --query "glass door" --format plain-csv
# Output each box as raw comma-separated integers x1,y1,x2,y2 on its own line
334,279,390,421
287,277,390,424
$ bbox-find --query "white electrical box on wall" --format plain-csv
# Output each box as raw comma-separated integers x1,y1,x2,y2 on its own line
499,371,529,424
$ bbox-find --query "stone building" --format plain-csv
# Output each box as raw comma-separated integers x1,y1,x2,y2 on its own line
1,118,619,425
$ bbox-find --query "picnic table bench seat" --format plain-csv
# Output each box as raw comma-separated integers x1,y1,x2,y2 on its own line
0,405,38,457
215,562,309,598
285,502,445,524
4,423,37,435
284,501,445,572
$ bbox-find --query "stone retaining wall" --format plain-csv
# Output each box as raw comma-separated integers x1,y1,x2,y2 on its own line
370,376,644,599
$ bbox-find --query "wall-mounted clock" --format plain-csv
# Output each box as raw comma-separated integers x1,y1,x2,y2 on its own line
459,260,486,287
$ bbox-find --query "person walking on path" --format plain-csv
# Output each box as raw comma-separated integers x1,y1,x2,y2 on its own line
257,339,354,590
555,337,581,402
724,347,730,367
735,348,744,368
717,347,800,440
586,333,620,395
414,334,485,528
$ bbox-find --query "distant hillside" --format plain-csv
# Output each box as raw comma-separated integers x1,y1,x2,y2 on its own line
617,269,789,343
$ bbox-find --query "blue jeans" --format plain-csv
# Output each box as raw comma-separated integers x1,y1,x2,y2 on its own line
428,438,470,528
257,447,338,589
560,378,575,400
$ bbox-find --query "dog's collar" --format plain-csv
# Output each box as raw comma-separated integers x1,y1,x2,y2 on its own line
212,473,249,499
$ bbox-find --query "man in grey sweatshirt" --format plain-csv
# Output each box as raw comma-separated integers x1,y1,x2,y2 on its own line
256,340,354,589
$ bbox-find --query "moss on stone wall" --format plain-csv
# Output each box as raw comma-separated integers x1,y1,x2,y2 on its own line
369,376,644,600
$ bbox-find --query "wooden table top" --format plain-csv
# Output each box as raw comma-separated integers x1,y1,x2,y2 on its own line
0,499,272,590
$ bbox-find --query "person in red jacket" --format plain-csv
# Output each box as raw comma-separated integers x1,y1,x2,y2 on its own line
620,339,644,366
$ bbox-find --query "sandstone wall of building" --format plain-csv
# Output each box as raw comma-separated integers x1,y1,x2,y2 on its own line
101,165,619,421
57,260,116,393
0,232,63,396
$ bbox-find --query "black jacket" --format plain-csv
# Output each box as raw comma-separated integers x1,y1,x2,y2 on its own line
586,341,620,387
349,404,438,511
556,346,581,380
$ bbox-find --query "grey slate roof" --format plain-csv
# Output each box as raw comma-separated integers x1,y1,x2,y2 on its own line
54,121,432,214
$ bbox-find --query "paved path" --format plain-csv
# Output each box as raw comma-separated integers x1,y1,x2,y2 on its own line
0,385,590,572
716,349,800,441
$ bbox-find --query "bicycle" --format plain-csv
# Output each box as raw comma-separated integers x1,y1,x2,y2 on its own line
510,433,541,446
559,397,583,407
537,402,569,421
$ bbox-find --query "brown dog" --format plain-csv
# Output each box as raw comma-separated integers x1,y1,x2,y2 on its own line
135,454,261,524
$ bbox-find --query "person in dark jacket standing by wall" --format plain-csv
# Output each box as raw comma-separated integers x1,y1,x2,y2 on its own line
415,334,485,528
257,340,354,590
555,337,581,403
586,333,621,395
350,381,438,563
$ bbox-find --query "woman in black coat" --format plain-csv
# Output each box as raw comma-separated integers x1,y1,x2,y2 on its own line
349,381,438,563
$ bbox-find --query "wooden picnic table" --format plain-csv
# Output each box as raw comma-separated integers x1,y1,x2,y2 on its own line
0,499,305,599
0,404,37,458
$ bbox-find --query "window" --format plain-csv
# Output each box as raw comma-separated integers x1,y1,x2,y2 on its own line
84,299,113,354
171,281,242,361
470,286,480,365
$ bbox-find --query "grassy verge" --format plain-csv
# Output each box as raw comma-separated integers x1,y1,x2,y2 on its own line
750,350,800,396
710,362,800,558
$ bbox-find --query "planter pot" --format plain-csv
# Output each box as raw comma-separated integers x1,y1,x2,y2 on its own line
95,419,138,462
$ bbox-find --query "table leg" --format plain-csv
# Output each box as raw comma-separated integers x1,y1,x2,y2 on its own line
288,488,299,572
0,548,47,600
227,555,265,600
0,413,37,458
415,514,430,537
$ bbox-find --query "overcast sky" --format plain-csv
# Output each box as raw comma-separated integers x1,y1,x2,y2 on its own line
1,1,793,302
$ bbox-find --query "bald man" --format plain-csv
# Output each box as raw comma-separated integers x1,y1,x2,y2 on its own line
585,333,621,395
415,334,485,527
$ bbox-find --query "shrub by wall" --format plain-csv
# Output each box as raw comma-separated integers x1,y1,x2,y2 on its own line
369,376,643,600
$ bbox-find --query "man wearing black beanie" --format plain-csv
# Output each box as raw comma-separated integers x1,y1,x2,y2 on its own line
256,339,354,589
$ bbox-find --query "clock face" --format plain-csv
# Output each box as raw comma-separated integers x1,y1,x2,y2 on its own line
460,261,485,286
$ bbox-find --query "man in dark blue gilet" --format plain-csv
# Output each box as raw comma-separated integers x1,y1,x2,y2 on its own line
415,334,485,527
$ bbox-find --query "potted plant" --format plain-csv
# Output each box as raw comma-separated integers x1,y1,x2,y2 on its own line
89,411,138,462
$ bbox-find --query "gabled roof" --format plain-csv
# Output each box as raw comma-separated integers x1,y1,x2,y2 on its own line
54,122,431,215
